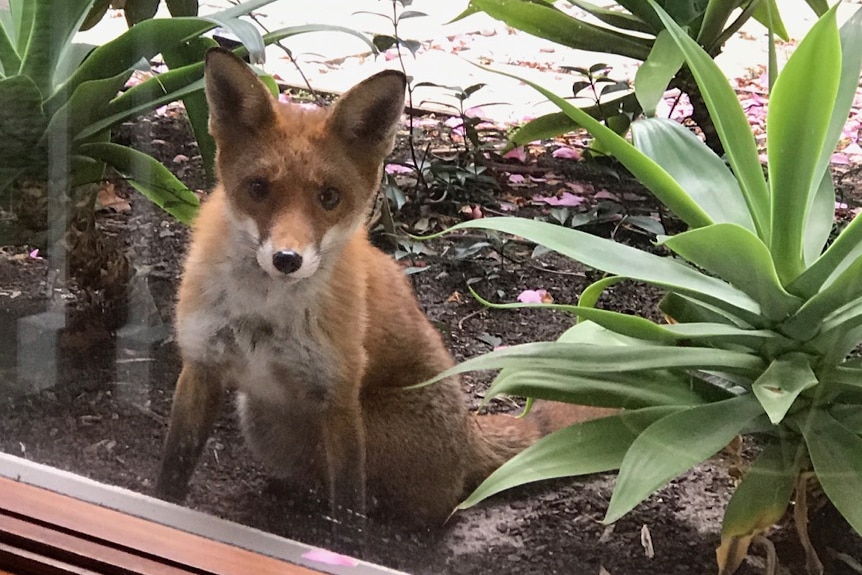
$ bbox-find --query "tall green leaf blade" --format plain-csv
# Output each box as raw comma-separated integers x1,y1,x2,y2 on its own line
649,0,770,241
791,8,862,291
420,340,766,389
159,39,217,187
661,224,801,321
52,17,215,109
78,63,206,141
697,0,745,45
484,69,715,228
489,368,708,409
632,119,754,231
800,409,862,536
568,0,654,34
605,393,763,523
717,439,802,574
0,75,48,169
783,257,862,341
767,6,840,285
166,0,198,17
0,6,21,75
20,0,93,93
750,0,789,41
752,354,819,424
437,217,762,319
79,142,199,224
459,407,681,510
470,0,651,61
634,31,683,117
43,71,130,146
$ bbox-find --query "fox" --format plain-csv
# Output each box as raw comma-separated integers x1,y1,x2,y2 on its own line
155,47,611,523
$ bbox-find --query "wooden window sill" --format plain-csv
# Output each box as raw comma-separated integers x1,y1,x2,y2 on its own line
0,454,403,575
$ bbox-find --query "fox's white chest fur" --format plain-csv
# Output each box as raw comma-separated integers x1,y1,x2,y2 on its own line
176,231,337,410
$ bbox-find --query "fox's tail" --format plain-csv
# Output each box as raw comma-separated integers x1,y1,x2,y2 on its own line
466,402,617,488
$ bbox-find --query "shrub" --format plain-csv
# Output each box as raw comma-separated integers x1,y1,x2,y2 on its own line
431,3,862,572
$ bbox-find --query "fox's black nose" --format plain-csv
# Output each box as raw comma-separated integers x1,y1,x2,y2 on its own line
272,250,303,274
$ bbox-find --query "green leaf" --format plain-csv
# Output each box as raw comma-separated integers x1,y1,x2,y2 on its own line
752,354,819,424
0,75,48,168
488,366,712,409
792,8,862,289
79,62,206,141
459,407,681,509
52,17,215,109
750,0,789,41
80,0,112,31
605,393,763,523
435,217,762,321
767,6,840,285
262,24,379,59
649,0,770,241
419,340,765,390
44,71,130,146
161,37,217,188
568,0,654,34
79,142,199,224
166,0,198,17
661,224,801,321
634,31,683,117
124,0,160,26
19,0,93,94
697,0,745,45
480,66,715,229
717,439,802,574
829,404,862,434
471,287,782,350
783,257,862,341
799,409,862,536
0,8,21,75
470,0,651,61
632,119,754,231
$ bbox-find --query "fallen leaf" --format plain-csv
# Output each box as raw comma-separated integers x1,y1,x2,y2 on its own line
446,291,463,303
533,191,584,207
96,182,132,213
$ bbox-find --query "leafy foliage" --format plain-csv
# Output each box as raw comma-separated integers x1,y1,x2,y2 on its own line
457,0,824,152
0,0,377,234
430,3,862,571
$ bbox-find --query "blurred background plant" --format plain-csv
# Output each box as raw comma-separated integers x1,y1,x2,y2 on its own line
456,0,826,155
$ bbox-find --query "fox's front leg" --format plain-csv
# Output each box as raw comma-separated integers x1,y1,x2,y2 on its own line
322,394,367,518
156,363,225,502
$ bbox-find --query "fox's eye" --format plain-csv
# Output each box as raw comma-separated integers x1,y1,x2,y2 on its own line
248,178,269,201
319,186,341,210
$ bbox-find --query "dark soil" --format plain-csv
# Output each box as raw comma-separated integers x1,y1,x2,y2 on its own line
1,104,861,575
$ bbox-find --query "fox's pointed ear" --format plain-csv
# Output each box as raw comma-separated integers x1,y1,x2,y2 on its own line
327,70,406,157
205,47,275,136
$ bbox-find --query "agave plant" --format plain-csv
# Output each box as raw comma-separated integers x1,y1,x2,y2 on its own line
456,0,825,153
431,2,862,572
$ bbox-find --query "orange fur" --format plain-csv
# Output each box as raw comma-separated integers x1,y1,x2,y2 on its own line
156,48,611,523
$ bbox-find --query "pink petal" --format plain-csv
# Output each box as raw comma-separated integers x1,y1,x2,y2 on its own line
593,190,619,201
508,174,526,184
533,191,583,207
29,249,41,259
302,549,359,567
552,146,580,160
503,147,527,162
832,152,850,165
517,289,545,303
385,164,413,174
